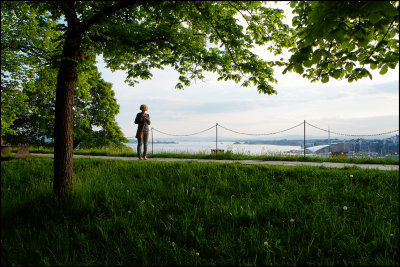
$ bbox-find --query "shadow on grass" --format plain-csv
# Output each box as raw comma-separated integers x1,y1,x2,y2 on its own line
2,192,93,232
1,155,16,161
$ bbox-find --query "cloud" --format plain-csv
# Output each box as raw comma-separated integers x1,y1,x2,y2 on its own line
366,81,399,94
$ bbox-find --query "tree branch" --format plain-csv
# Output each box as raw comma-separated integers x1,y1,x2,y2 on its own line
2,42,52,63
361,18,396,65
79,1,136,34
227,1,251,28
193,3,244,76
62,1,80,28
234,1,272,39
91,30,169,51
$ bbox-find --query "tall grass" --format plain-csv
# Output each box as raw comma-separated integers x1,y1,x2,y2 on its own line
16,145,400,165
1,157,398,265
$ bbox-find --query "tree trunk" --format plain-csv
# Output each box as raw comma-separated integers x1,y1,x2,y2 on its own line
52,0,133,199
53,30,82,199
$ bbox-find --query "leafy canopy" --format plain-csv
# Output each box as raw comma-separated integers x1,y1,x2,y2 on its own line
6,64,127,148
79,1,293,94
1,1,62,136
285,1,399,83
1,1,127,147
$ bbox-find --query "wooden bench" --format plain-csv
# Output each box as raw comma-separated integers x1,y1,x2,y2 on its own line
1,137,10,154
331,152,348,158
211,149,224,154
1,144,11,154
0,141,29,156
16,144,29,156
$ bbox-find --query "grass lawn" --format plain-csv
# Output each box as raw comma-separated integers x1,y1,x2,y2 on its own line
1,156,399,265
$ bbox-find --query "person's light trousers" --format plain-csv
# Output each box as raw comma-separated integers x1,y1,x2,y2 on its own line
137,130,149,157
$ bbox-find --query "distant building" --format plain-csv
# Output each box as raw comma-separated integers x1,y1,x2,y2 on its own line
307,143,345,154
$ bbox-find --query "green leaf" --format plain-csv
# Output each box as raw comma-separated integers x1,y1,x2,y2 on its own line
175,83,184,90
347,43,356,52
330,69,342,79
321,74,329,83
381,2,398,17
358,37,370,47
282,64,294,74
311,51,323,64
379,64,388,75
388,62,397,69
294,64,304,74
303,60,313,68
368,12,382,24
345,63,354,72
365,69,372,80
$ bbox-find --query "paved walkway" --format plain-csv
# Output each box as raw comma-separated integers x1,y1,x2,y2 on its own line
29,153,399,171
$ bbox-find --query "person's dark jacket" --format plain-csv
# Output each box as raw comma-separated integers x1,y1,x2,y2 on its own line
135,113,151,132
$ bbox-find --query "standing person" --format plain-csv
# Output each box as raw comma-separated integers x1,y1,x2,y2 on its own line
134,104,151,160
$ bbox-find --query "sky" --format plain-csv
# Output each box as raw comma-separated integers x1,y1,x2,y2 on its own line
95,2,399,140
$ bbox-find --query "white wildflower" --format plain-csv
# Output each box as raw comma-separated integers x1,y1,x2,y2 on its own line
390,233,394,237
264,241,269,247
172,242,176,247
126,189,129,193
196,252,199,256
128,210,132,214
290,218,295,223
349,174,353,178
343,206,348,211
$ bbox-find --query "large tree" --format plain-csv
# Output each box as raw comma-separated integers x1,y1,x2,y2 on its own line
5,64,127,149
15,1,292,198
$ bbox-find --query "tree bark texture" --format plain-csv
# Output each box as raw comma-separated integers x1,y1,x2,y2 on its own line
53,29,81,198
